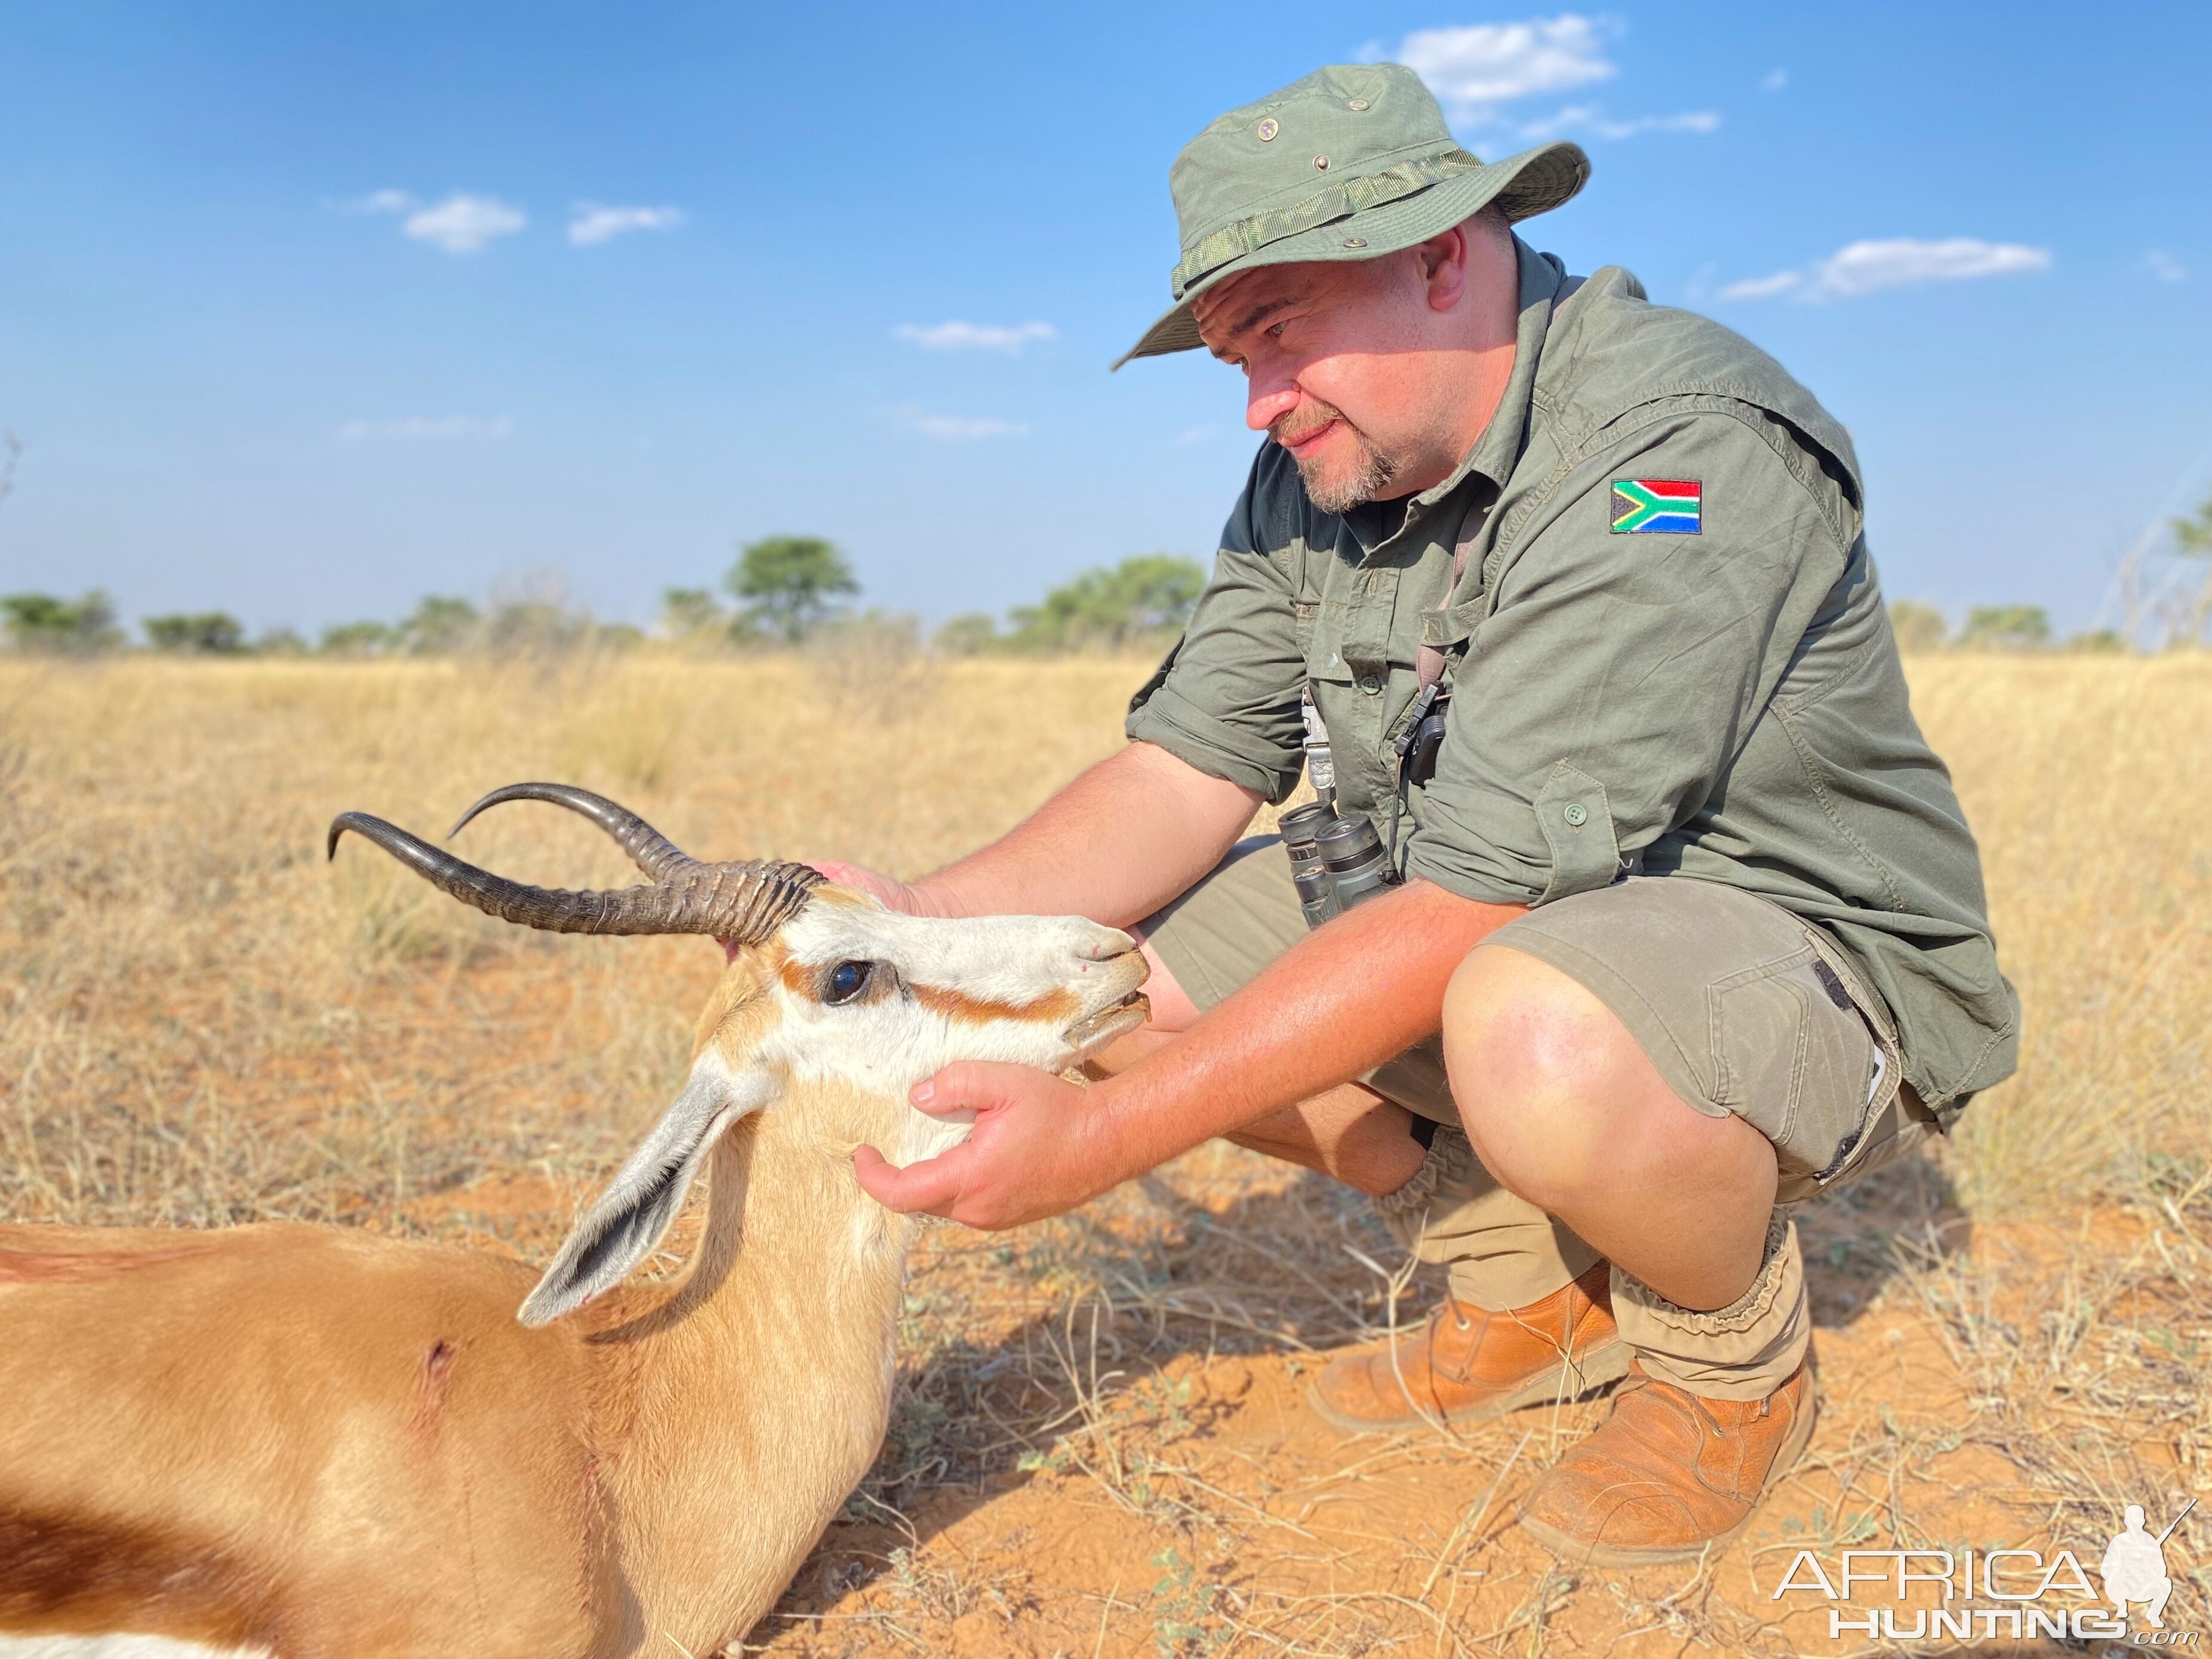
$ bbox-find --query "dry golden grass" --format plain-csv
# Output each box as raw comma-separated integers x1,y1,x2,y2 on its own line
1,650,2207,1654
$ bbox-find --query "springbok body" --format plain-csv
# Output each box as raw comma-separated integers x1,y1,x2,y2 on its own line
0,787,1148,1657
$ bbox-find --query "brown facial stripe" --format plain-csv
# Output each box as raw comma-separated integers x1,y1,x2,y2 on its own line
912,982,1081,1027
0,1504,268,1642
0,1242,223,1282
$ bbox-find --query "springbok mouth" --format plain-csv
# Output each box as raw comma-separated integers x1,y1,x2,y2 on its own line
1061,990,1150,1062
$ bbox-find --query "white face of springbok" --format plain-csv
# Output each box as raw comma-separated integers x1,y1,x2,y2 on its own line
516,887,1150,1325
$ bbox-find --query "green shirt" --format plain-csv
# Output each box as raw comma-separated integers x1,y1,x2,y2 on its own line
1127,237,2018,1112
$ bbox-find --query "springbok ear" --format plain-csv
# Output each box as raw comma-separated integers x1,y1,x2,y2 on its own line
517,1054,776,1326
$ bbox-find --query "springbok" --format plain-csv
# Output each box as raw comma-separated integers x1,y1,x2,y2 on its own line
0,783,1149,1658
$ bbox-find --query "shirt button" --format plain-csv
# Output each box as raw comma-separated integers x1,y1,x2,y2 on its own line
1562,803,1589,827
1358,674,1381,695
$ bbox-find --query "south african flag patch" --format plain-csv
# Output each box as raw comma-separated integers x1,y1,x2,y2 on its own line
1610,478,1703,534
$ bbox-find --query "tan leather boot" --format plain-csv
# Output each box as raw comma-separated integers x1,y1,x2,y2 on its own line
1517,1355,1817,1566
1307,1259,1627,1433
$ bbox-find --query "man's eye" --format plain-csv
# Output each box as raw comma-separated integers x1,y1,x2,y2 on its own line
824,960,873,1005
1266,320,1287,338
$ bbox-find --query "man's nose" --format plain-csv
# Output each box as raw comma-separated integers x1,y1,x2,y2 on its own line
1246,377,1301,433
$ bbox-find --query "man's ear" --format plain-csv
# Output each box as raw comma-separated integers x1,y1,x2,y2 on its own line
518,1053,777,1326
1418,226,1470,310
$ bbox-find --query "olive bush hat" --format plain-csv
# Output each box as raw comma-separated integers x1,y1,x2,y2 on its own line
1115,62,1589,369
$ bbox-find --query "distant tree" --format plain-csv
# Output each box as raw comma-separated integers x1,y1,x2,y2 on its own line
1886,600,1949,653
2065,629,2126,654
1,590,123,654
725,535,859,644
1005,555,1207,653
401,595,481,655
933,612,1002,656
143,612,247,654
660,587,725,639
319,620,400,658
254,627,310,657
2172,491,2212,645
1957,605,2051,651
481,598,588,658
2173,491,2212,558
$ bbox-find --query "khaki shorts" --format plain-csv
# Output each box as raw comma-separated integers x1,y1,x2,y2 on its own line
1140,838,1933,1204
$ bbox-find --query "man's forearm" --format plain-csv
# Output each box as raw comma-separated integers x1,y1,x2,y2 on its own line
910,741,1261,926
1096,878,1528,1172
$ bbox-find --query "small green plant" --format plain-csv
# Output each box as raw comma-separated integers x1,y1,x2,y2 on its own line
1150,1544,1219,1655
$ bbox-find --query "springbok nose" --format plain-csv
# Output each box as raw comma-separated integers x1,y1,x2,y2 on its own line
1070,925,1136,962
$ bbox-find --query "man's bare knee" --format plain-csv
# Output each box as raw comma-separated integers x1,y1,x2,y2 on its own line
1441,943,1648,1209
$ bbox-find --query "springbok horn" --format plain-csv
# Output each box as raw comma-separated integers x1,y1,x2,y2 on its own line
449,782,700,882
327,807,823,944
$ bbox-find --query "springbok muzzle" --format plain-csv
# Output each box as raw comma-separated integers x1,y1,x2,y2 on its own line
327,781,824,944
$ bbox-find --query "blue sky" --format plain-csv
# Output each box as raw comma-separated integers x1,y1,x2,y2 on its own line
2,1,2208,638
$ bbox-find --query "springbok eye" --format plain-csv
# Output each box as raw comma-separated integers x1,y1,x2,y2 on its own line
824,960,873,1005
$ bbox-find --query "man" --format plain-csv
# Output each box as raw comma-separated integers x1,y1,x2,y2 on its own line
827,62,2017,1565
2102,1504,2178,1628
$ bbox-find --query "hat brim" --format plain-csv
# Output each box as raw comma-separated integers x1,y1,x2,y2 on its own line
1112,140,1589,370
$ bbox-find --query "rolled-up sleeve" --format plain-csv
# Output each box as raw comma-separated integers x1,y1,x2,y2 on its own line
1405,412,1851,905
1125,454,1308,802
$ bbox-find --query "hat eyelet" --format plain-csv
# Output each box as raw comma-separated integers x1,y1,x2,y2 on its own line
1313,154,1330,171
1256,117,1279,142
1342,236,1367,249
1347,98,1370,111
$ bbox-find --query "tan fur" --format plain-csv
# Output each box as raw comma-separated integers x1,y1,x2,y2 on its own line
0,912,1142,1658
910,980,1081,1028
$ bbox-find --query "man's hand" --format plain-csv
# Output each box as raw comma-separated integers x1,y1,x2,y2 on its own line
855,880,1527,1227
805,860,931,915
852,1062,1134,1229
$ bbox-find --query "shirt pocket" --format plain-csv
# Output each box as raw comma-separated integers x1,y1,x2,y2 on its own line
1301,598,1359,687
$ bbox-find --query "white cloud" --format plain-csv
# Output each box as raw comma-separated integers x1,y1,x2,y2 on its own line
1760,67,1789,93
1518,104,1719,140
1389,16,1616,125
894,321,1057,353
333,187,417,216
1815,238,2051,296
1720,237,2053,302
339,415,513,441
399,193,527,254
909,413,1027,441
568,202,686,247
1177,424,1218,445
1376,16,1717,144
1717,270,1805,301
2146,250,2187,283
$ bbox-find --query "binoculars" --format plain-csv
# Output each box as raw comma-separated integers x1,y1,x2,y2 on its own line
1279,802,1400,928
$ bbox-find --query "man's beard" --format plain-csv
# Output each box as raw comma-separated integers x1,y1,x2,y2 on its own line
1271,400,1396,514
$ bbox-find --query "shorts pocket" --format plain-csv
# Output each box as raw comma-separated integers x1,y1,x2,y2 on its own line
1710,956,1813,1164
1710,948,1880,1185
